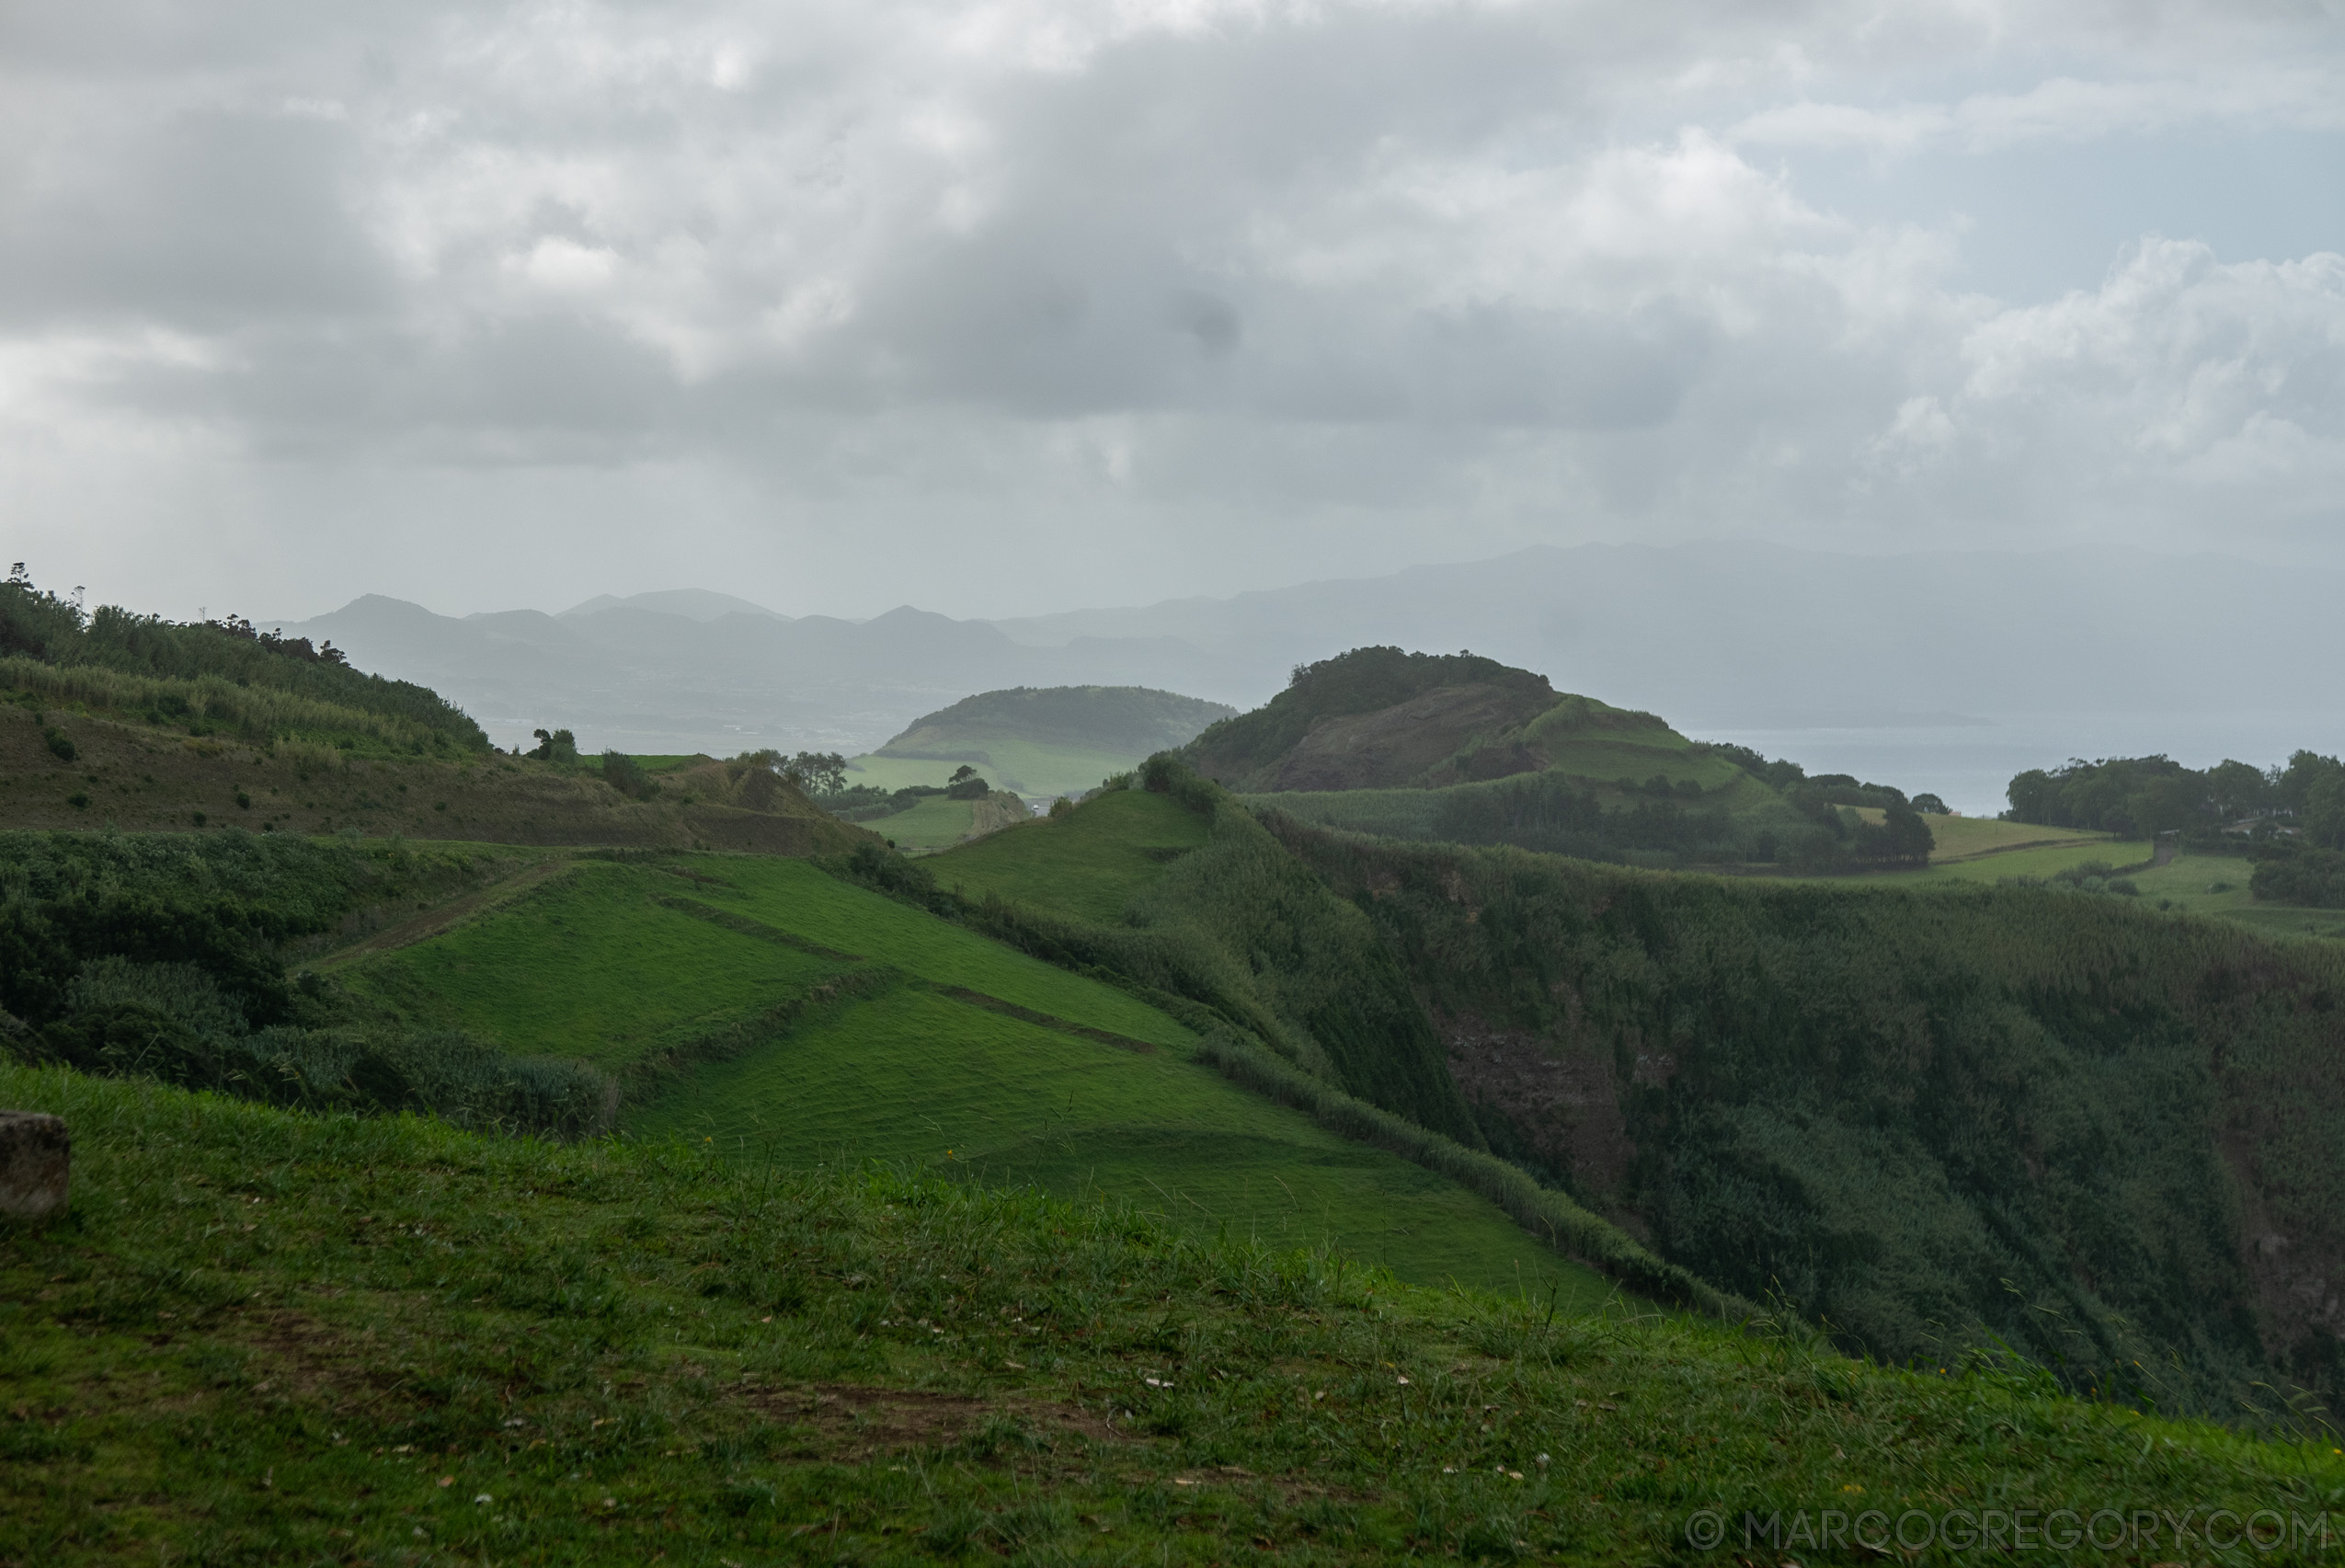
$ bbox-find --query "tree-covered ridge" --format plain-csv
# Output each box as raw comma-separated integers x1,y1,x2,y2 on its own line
2005,749,2345,843
0,571,487,750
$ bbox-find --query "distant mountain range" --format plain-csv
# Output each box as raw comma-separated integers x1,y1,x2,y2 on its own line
263,543,2345,758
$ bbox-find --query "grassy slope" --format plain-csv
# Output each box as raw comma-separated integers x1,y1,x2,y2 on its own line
628,986,1589,1290
1911,814,2122,862
6,1065,2339,1567
335,851,1610,1295
335,861,841,1069
932,788,1211,924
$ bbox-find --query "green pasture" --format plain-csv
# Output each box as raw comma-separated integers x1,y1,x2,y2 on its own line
338,861,840,1069
336,846,1610,1294
1911,813,2116,862
659,853,1189,1047
847,736,1138,799
2129,847,2345,944
932,787,1210,924
628,985,1607,1295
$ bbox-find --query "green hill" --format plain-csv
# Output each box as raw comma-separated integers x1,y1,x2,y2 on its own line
1184,647,1908,869
847,684,1235,798
13,1064,2335,1565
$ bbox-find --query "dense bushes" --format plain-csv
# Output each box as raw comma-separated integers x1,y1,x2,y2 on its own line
23,975,614,1138
1248,769,1931,870
0,831,610,1137
2005,749,2345,844
1269,817,2345,1418
2251,845,2345,908
601,750,655,800
0,575,486,750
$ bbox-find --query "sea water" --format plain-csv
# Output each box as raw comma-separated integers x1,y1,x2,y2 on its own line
1691,710,2345,819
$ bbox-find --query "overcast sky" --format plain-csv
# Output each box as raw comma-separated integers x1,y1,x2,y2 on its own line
4,0,2341,623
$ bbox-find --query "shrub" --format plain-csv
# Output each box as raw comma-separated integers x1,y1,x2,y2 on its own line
601,750,654,801
42,727,74,762
2250,845,2345,909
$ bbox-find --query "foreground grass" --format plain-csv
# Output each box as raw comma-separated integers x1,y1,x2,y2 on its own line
6,1065,2341,1567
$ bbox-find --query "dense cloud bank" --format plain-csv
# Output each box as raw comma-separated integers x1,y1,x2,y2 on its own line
2,1,2340,615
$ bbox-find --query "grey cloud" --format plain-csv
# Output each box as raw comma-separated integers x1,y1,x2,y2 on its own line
2,0,2342,624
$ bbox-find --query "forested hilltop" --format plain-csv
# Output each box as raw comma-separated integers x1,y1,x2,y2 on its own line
1184,647,1937,869
2005,749,2345,910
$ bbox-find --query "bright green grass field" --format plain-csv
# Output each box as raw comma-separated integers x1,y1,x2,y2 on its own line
2128,847,2345,945
932,787,1210,925
661,853,1188,1047
344,849,1614,1298
628,985,1604,1296
847,737,1140,799
338,861,841,1068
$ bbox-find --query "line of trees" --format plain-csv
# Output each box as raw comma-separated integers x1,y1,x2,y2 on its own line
2005,750,2345,844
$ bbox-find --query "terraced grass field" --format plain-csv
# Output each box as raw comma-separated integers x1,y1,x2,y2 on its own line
628,986,1599,1291
333,848,1616,1297
337,861,841,1069
932,787,1210,924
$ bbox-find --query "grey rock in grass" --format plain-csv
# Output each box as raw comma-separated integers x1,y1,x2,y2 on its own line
0,1111,70,1220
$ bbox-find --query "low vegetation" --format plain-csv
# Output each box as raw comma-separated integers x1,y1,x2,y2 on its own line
0,573,485,753
6,1065,2340,1566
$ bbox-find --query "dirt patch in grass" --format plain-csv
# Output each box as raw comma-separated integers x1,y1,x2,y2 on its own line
746,1381,1121,1457
230,1308,411,1413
